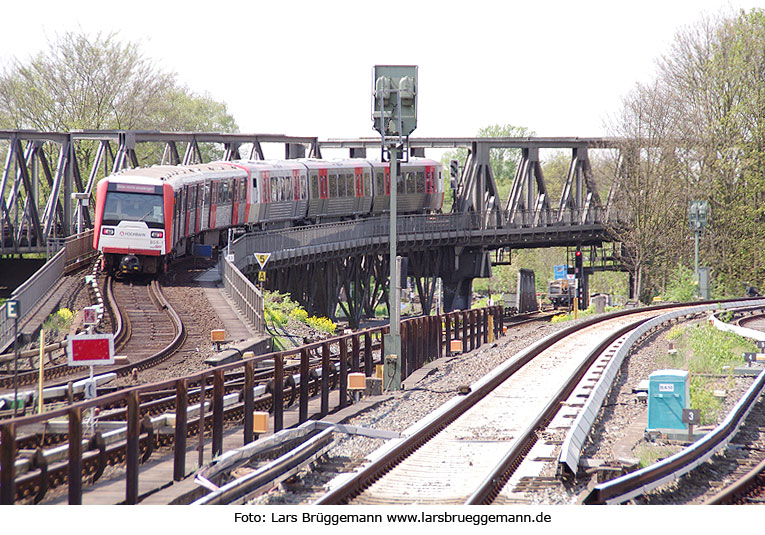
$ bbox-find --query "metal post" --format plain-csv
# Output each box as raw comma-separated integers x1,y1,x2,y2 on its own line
68,407,82,504
12,316,18,416
389,144,401,362
1,423,17,504
174,379,188,481
694,230,700,289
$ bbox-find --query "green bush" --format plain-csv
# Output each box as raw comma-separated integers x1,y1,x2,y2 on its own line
690,377,723,426
664,264,698,302
686,323,753,374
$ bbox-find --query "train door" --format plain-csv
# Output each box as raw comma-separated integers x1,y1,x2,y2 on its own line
292,169,301,218
209,181,218,228
183,185,192,237
194,185,201,234
315,168,327,218
201,183,210,231
238,177,247,225
232,178,239,225
173,190,181,248
354,167,364,214
261,171,270,204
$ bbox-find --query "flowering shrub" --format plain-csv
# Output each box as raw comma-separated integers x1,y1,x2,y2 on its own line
306,315,336,334
289,308,308,322
44,307,74,334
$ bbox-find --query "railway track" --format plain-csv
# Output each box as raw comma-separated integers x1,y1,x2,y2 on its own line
0,274,185,393
304,307,685,505
107,276,186,372
0,303,549,504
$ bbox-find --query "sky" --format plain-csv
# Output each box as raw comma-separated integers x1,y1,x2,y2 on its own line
1,0,763,157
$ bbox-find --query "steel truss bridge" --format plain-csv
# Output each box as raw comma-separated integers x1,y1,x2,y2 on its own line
1,130,629,323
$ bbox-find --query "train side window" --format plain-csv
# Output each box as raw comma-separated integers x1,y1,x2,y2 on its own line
329,173,338,197
406,172,415,194
364,172,371,197
376,172,384,196
397,172,405,194
301,175,307,200
240,180,247,202
416,171,425,193
345,174,354,197
310,174,319,199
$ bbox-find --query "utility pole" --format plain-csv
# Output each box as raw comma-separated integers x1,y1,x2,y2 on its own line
372,65,418,391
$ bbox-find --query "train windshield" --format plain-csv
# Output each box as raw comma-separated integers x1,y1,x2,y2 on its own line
103,191,164,228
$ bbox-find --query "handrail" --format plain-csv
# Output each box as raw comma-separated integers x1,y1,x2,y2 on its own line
219,255,264,332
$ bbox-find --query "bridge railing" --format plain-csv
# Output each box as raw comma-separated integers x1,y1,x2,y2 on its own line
0,230,96,354
0,248,66,354
219,254,265,332
231,208,617,265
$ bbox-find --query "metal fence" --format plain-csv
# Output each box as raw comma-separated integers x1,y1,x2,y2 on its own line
1,230,94,354
1,248,66,353
219,255,265,333
232,209,614,271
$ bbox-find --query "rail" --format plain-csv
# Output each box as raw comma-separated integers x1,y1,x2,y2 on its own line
583,367,765,504
558,299,765,477
0,305,503,504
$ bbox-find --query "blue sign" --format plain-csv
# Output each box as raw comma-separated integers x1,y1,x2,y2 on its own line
553,265,569,280
6,299,19,319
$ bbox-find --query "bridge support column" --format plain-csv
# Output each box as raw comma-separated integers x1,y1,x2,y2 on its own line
441,247,492,312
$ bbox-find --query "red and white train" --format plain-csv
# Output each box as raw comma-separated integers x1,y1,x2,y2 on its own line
93,157,443,274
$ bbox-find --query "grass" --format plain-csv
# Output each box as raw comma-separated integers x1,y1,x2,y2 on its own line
661,322,754,424
633,444,682,469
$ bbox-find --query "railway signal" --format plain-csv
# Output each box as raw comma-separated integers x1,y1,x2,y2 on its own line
372,65,419,391
449,159,459,189
6,299,19,319
574,249,583,277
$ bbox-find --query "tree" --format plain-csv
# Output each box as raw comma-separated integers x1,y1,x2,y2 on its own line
441,123,534,204
606,80,685,301
0,31,237,133
606,8,765,300
0,31,238,169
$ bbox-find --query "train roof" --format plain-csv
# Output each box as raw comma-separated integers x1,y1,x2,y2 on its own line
108,163,246,186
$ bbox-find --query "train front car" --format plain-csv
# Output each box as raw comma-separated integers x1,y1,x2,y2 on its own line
93,174,173,275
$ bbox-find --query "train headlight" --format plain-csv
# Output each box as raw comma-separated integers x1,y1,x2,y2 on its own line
151,231,164,239
102,228,115,235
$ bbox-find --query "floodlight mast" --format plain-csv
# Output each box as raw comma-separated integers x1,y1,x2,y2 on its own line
372,65,418,391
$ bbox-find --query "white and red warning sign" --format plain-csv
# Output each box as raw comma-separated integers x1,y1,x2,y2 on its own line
66,334,115,366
